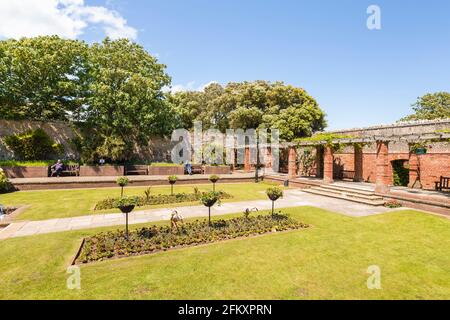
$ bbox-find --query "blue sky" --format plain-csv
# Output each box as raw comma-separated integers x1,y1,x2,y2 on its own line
1,0,449,130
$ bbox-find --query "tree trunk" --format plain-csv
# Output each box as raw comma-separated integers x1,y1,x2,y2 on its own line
208,207,211,226
272,201,275,217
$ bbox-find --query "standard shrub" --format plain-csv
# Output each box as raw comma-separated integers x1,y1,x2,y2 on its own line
76,214,309,263
3,128,64,160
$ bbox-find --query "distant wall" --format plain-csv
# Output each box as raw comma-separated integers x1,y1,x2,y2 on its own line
0,119,178,162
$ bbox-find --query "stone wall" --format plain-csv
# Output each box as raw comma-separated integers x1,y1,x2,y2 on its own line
0,119,177,162
0,119,79,160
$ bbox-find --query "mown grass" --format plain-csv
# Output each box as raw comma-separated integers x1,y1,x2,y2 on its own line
0,207,448,300
1,182,278,221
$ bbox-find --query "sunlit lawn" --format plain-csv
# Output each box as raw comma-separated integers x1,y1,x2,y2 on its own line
1,182,279,221
0,207,449,300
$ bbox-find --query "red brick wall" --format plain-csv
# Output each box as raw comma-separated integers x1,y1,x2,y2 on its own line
333,152,450,190
418,154,450,189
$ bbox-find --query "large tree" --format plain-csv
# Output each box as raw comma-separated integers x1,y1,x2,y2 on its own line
168,80,326,140
401,92,450,121
82,38,173,162
0,36,89,121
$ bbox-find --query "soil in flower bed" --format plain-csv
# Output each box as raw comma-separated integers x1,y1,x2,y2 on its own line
75,214,309,264
94,191,233,211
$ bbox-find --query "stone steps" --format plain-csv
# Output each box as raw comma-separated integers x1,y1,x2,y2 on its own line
302,185,385,206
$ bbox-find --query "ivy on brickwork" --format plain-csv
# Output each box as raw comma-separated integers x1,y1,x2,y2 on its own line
295,133,355,152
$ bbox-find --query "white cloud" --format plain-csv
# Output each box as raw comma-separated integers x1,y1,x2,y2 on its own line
166,81,219,93
0,0,137,40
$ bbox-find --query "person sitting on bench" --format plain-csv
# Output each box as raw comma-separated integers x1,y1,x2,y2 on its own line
185,160,193,175
51,160,64,177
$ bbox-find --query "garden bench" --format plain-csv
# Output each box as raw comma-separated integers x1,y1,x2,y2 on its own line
50,164,80,177
435,176,450,192
190,164,204,175
125,165,148,176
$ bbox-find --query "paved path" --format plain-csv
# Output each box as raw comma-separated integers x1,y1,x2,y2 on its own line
0,190,398,240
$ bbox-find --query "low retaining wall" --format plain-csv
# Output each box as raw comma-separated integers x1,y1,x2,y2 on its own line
80,166,124,177
2,166,49,178
11,176,255,191
204,166,231,175
148,166,184,175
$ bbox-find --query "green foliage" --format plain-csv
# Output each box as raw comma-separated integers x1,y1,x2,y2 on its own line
0,168,13,193
168,81,326,140
116,177,129,187
200,191,221,208
209,175,220,183
77,214,307,263
266,186,283,201
298,148,316,176
296,133,354,150
150,162,183,167
144,187,152,202
94,191,232,210
0,160,76,167
113,196,139,208
0,36,174,163
0,36,89,121
168,175,178,184
392,160,409,187
384,200,403,208
3,128,64,160
401,92,450,121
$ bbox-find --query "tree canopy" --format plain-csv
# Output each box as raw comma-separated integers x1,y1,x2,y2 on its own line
0,36,174,162
0,36,326,162
401,92,450,121
0,36,89,121
168,81,326,140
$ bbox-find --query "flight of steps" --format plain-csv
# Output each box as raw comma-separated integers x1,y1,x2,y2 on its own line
302,184,385,206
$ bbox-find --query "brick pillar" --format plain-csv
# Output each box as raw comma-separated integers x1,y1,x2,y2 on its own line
408,152,422,189
354,145,364,182
288,147,297,178
244,147,251,172
375,141,390,194
323,146,334,184
265,147,273,173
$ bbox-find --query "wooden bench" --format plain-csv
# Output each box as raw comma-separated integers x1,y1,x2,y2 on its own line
435,176,450,192
191,164,204,175
125,165,148,176
50,164,80,177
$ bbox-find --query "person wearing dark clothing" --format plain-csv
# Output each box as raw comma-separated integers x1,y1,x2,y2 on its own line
51,160,64,177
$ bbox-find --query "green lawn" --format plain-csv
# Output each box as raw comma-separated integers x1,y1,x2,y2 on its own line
1,182,278,221
0,207,449,300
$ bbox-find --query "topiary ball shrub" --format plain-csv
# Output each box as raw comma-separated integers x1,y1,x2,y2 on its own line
168,175,178,184
266,186,284,217
116,177,129,197
168,175,178,195
266,186,283,201
200,191,221,226
209,175,220,191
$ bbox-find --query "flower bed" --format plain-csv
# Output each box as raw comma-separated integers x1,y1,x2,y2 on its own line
75,214,309,264
94,191,233,210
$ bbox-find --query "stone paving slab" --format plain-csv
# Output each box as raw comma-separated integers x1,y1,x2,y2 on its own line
0,190,401,240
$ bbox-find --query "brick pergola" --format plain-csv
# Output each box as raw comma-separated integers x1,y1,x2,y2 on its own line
285,131,450,194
